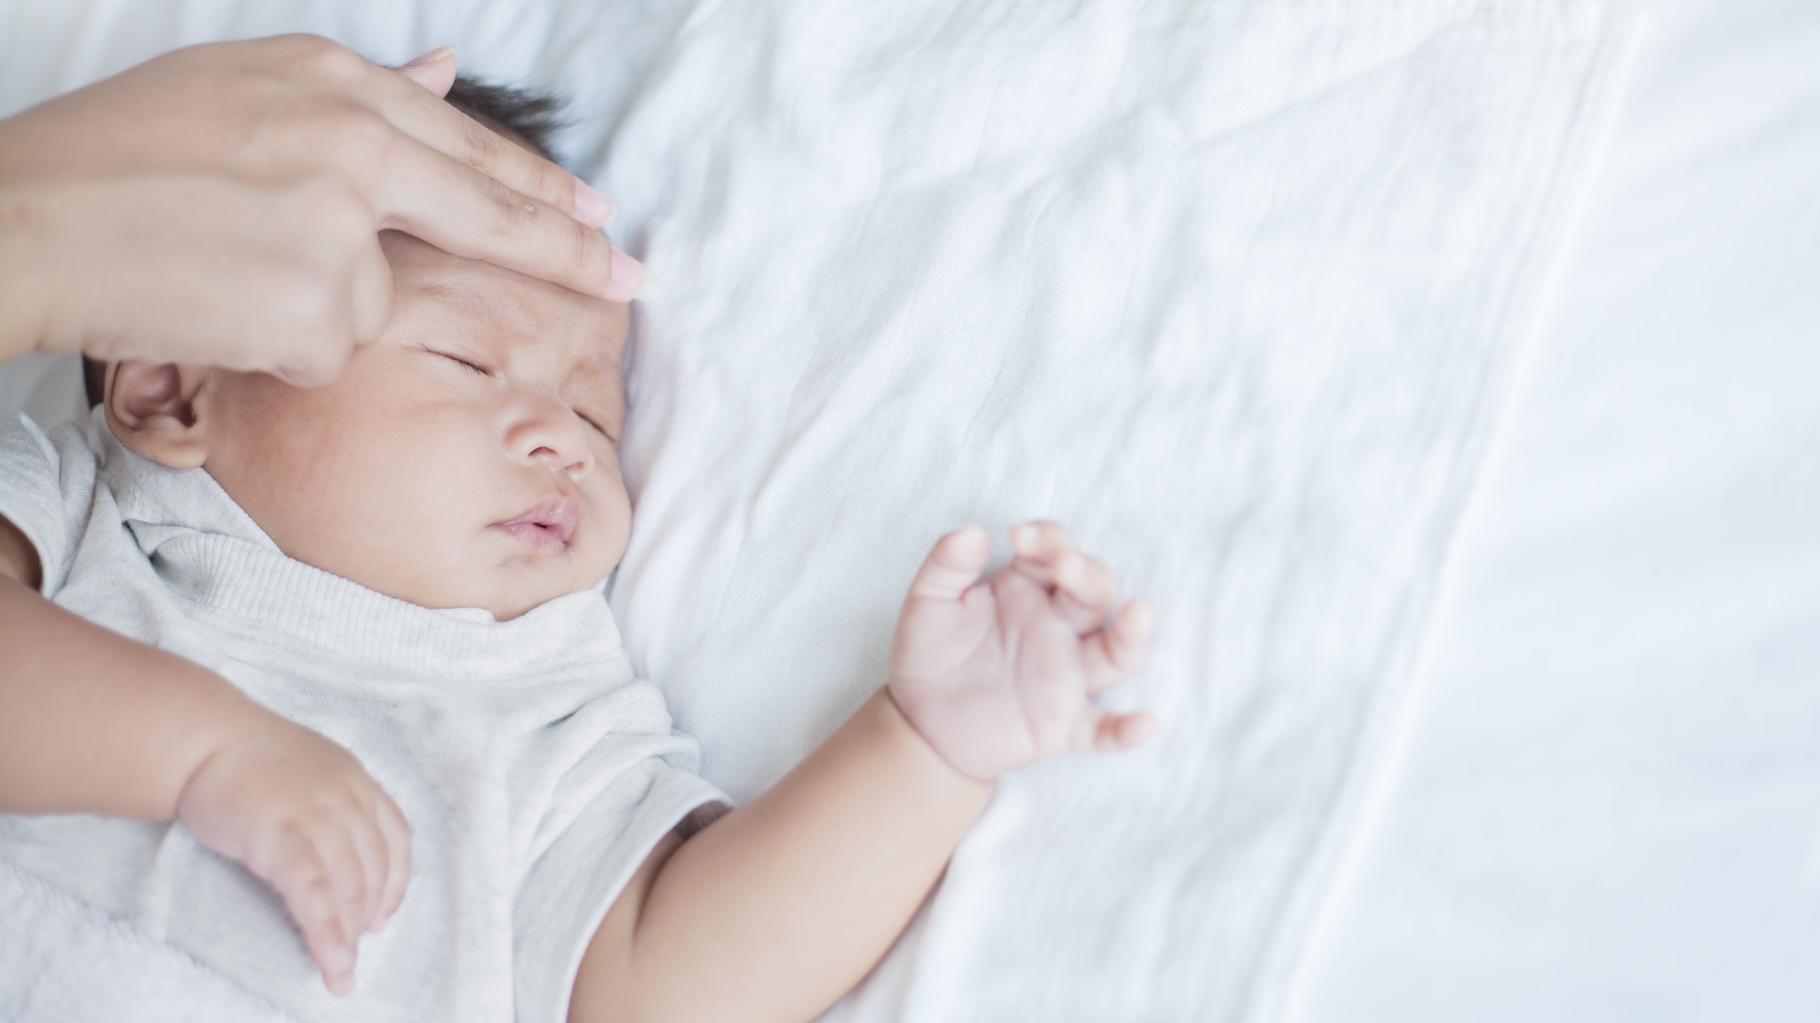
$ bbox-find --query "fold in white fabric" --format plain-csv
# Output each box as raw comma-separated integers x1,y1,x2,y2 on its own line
593,3,1637,1020
0,857,298,1023
0,2,1638,1019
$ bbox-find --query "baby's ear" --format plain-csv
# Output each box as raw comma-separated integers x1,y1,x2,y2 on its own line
105,361,217,469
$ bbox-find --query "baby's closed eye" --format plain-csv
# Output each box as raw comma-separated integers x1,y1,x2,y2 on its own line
417,344,617,444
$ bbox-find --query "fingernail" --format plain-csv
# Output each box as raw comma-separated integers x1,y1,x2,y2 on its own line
1013,524,1036,552
604,245,649,302
573,179,614,226
401,45,455,68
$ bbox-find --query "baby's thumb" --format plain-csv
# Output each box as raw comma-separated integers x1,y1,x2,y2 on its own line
906,524,990,602
393,45,457,96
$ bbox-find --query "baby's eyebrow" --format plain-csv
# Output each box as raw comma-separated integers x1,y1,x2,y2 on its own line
416,282,520,329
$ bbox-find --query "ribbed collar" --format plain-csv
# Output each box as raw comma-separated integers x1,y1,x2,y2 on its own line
87,408,623,683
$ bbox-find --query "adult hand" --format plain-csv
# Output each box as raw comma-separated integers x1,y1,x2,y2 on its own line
0,34,646,385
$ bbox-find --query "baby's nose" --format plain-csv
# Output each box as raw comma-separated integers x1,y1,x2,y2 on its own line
509,399,593,478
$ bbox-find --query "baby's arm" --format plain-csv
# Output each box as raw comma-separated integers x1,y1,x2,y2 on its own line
0,514,251,818
570,521,1156,1023
0,513,410,996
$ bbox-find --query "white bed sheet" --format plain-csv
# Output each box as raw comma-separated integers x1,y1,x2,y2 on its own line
1290,0,1820,1019
8,1,1807,1021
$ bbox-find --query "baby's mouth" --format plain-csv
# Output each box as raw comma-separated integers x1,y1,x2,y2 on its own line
494,495,579,555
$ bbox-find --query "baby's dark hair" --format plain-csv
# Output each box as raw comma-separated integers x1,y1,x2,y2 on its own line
443,75,568,165
81,74,569,408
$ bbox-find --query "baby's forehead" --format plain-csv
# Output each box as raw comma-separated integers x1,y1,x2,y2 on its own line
380,232,629,368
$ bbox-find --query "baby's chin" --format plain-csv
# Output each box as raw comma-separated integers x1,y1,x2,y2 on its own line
482,582,606,622
405,567,597,622
468,562,617,622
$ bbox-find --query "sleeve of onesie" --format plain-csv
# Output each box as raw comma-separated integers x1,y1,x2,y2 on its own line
512,673,733,1023
0,412,100,597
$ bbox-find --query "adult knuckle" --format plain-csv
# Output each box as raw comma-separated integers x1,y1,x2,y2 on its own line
293,175,370,235
318,108,399,178
294,35,368,80
272,262,339,326
570,220,605,275
265,33,341,70
457,115,502,171
269,95,368,161
527,155,563,205
484,178,539,237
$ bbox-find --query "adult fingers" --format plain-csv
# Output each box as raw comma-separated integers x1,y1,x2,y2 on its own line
369,134,646,302
1082,597,1155,694
906,524,991,602
392,46,458,98
344,231,393,349
364,51,615,229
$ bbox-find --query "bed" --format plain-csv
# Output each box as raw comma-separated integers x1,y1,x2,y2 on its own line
2,0,1815,1020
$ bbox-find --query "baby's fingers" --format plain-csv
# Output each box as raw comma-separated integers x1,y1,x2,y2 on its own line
906,524,990,602
1082,597,1155,694
374,792,412,931
313,826,371,960
1009,521,1076,584
1011,523,1119,633
1074,708,1160,754
346,806,387,931
268,839,356,996
1053,550,1120,634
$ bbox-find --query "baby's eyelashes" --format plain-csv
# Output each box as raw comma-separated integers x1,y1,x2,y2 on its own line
435,350,493,376
416,342,617,443
576,413,617,444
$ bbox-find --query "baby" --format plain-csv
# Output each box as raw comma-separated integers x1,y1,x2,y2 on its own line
0,76,1156,1022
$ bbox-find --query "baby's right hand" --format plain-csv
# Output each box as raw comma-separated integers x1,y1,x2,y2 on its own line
174,708,411,997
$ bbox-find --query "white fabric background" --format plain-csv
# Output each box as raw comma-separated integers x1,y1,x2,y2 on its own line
592,5,1630,1021
1290,1,1820,1019
4,1,1813,1021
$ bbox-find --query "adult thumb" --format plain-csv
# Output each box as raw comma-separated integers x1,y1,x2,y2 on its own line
394,45,457,96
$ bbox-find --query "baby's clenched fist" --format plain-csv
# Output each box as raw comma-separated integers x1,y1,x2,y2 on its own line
174,706,411,997
886,520,1158,782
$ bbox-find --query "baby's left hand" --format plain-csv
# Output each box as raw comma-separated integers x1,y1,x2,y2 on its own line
886,521,1158,782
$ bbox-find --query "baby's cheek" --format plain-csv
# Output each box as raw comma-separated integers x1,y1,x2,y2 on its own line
584,483,634,578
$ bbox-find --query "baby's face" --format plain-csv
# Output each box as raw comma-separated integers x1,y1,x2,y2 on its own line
201,232,632,620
